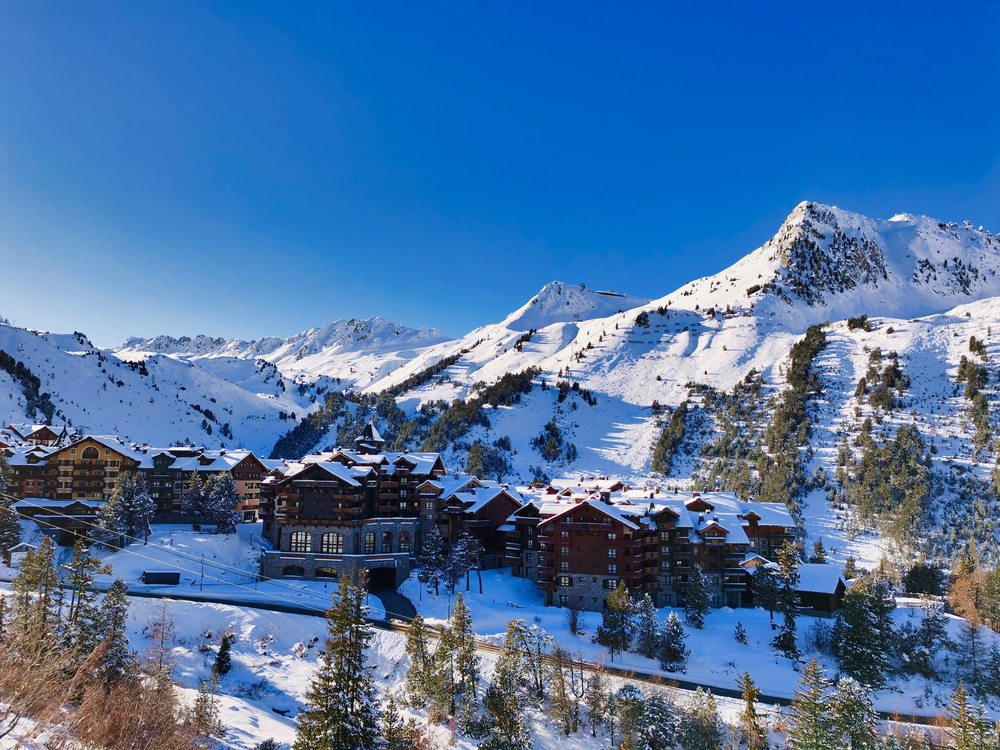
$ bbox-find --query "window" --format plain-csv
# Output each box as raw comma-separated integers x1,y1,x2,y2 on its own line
560,561,569,571
527,540,534,549
750,539,758,550
558,575,572,587
561,546,570,556
321,532,343,554
425,501,435,510
314,567,338,579
608,564,618,575
82,447,99,459
364,532,376,554
399,531,411,553
70,449,76,455
661,546,670,555
604,578,619,589
399,490,407,497
607,533,617,540
693,547,700,556
382,532,393,553
608,548,618,558
659,530,670,540
289,531,310,553
559,595,570,607
560,531,570,538
282,565,305,577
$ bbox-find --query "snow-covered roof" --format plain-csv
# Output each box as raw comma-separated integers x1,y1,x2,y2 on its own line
796,564,846,595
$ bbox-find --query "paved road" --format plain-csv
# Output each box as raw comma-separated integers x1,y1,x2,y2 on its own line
371,588,417,622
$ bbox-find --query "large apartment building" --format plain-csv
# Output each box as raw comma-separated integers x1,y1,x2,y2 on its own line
506,483,795,612
257,420,518,588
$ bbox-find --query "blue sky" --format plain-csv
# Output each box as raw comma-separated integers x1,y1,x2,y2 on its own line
2,1,998,347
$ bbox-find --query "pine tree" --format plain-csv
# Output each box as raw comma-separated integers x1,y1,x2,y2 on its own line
830,676,878,750
584,667,608,737
596,580,634,661
477,620,530,750
658,611,688,672
734,621,749,645
293,569,381,750
948,682,978,750
614,684,646,749
843,556,859,580
451,593,479,703
785,659,835,750
381,696,409,750
633,594,659,659
63,538,111,654
830,573,896,688
0,454,20,552
736,672,768,750
403,614,434,707
684,563,711,629
98,578,135,686
213,632,233,677
205,472,241,531
680,688,724,750
193,673,222,737
416,525,446,596
635,690,679,750
100,471,150,546
182,470,209,531
772,542,801,660
956,621,986,694
11,535,59,634
752,564,779,623
810,538,828,564
547,645,580,735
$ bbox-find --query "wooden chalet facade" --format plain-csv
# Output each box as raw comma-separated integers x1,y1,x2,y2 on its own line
506,490,796,612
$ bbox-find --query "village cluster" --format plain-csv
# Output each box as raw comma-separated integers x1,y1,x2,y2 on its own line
1,420,849,616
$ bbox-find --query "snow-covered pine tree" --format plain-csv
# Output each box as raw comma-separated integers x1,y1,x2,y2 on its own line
213,632,233,677
450,593,479,705
829,676,877,750
417,524,446,596
735,672,768,750
403,613,435,707
11,535,59,634
476,619,530,750
182,470,209,531
125,473,156,539
583,667,608,737
809,538,828,564
443,533,470,595
633,594,659,659
830,573,896,687
947,682,979,750
547,645,580,735
0,454,19,552
518,622,552,702
381,696,410,750
205,472,241,531
98,578,135,686
843,556,859,580
679,688,724,750
734,621,749,645
293,569,381,750
684,563,710,629
785,659,835,750
635,690,679,750
752,564,780,623
772,541,801,660
193,674,222,737
99,472,134,547
596,581,634,661
612,684,646,749
63,538,111,654
658,612,688,672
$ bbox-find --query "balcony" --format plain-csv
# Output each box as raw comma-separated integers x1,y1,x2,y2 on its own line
505,552,522,561
643,581,662,592
563,522,611,531
620,539,641,549
673,550,691,559
537,565,555,575
537,581,555,591
538,549,556,561
622,554,642,564
538,536,557,545
623,569,642,580
643,551,659,561
378,505,397,513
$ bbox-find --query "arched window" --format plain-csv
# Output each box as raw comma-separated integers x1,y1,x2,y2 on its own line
399,531,411,554
321,532,343,554
382,532,392,553
289,531,310,553
81,447,99,459
364,532,376,554
282,565,305,577
314,567,338,579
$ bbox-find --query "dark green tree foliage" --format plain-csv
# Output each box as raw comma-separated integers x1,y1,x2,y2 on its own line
830,677,878,750
583,668,608,737
680,688,724,750
546,645,581,735
595,581,634,661
611,684,646,748
752,564,780,622
474,620,530,750
531,418,564,462
99,578,136,686
651,400,689,476
0,454,20,552
785,660,834,750
381,696,412,750
465,440,511,482
633,594,659,659
635,690,680,750
809,538,828,564
213,632,233,677
417,524,446,596
193,674,222,737
11,535,59,633
205,472,241,530
902,562,944,595
772,542,800,659
831,573,896,687
63,539,111,654
658,612,689,672
734,621,749,645
946,682,993,750
293,570,381,750
684,563,711,629
181,471,210,531
403,614,435,708
736,672,768,750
